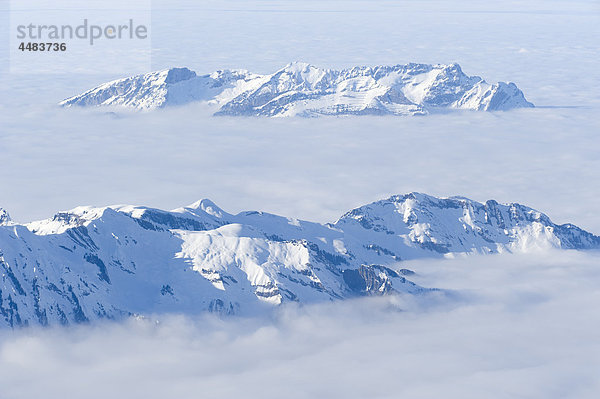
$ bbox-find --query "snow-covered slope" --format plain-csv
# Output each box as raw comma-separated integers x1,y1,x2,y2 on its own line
60,62,534,116
0,193,597,327
59,67,262,110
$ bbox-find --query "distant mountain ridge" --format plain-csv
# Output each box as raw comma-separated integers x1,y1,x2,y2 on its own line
1,193,596,328
60,62,534,116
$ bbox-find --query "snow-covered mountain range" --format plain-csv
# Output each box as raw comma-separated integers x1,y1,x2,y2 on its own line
60,62,534,116
1,193,597,328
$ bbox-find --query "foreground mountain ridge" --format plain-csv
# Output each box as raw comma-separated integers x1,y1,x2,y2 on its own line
60,62,534,116
1,193,596,327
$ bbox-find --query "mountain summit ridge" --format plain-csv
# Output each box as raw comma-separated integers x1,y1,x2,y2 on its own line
0,193,596,328
60,62,534,116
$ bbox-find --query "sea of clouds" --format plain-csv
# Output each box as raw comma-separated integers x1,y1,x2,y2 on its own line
1,251,599,398
0,1,599,397
1,105,599,232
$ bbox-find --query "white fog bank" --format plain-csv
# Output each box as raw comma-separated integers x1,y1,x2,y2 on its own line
1,251,599,399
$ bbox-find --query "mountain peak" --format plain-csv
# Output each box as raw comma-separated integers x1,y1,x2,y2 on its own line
185,199,226,218
163,67,197,84
391,192,431,201
282,61,315,71
439,62,463,73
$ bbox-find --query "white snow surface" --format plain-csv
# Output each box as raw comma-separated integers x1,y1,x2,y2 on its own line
1,192,597,327
59,62,533,115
